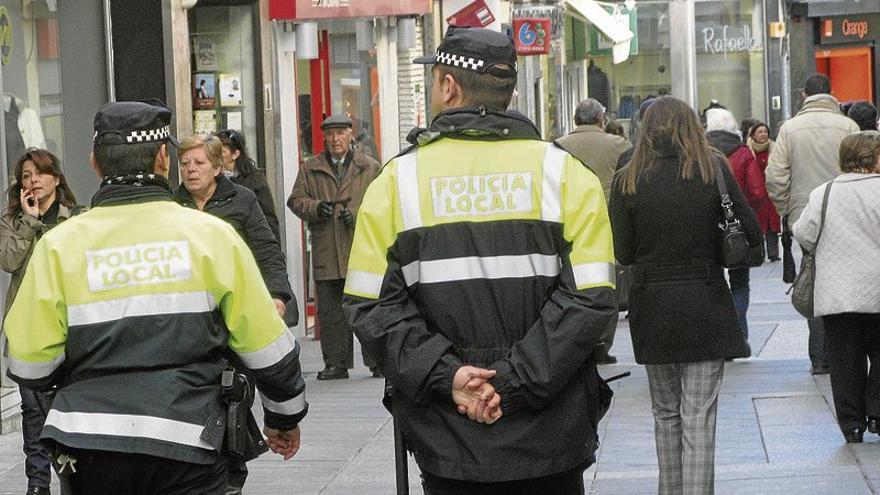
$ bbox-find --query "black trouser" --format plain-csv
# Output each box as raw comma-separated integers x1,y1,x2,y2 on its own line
65,449,227,495
823,313,880,433
317,279,375,369
765,231,779,260
421,467,586,495
20,387,52,490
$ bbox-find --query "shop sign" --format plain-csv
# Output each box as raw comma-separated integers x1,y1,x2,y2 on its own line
513,6,563,40
513,18,551,55
698,24,761,56
269,0,431,21
0,7,13,66
821,16,880,44
444,0,501,32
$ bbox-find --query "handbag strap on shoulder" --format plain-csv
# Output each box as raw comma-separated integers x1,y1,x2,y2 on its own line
714,160,738,223
815,180,834,248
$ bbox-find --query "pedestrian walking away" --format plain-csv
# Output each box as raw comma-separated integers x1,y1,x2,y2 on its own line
793,131,880,444
288,113,382,380
344,25,617,495
705,105,765,345
765,73,860,376
2,101,307,494
0,149,84,495
609,96,761,495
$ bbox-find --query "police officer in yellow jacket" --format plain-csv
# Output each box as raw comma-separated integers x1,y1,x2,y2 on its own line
343,27,616,494
4,101,307,494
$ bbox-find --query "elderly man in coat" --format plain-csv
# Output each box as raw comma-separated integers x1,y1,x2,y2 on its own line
557,98,630,364
288,115,381,380
765,73,859,376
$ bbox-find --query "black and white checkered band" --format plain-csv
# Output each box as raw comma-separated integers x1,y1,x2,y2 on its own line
435,50,486,72
125,125,171,144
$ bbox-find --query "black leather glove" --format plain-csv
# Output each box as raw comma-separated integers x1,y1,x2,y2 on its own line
339,209,354,228
317,201,334,219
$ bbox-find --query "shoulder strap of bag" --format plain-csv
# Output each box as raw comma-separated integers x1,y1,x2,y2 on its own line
714,160,738,224
814,180,834,247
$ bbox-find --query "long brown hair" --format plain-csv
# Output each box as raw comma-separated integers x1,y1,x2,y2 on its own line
619,96,716,194
5,149,77,216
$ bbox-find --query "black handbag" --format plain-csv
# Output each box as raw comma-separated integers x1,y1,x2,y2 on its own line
790,181,833,318
715,162,751,268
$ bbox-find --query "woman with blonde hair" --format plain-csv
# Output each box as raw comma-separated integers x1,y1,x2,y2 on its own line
793,130,880,444
609,96,761,495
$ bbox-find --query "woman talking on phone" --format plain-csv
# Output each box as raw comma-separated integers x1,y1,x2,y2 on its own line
0,149,82,495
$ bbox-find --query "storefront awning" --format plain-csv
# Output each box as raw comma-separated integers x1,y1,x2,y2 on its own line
566,0,635,64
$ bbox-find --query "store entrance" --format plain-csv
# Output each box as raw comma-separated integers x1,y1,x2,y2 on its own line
816,46,874,103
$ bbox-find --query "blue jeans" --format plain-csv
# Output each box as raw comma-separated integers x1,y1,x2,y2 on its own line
20,387,52,489
728,267,750,342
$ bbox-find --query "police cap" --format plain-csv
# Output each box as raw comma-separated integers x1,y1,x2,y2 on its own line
320,114,354,131
413,25,517,75
93,100,179,147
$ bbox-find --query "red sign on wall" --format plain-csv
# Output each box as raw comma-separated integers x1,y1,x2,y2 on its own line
513,18,551,55
269,0,431,21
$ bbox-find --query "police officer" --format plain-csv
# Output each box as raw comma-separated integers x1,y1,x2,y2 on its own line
4,101,307,494
344,26,617,494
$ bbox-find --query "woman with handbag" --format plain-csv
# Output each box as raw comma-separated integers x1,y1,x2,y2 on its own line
609,96,761,495
793,130,880,444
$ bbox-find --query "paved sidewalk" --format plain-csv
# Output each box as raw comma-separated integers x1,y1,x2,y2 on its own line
1,260,879,494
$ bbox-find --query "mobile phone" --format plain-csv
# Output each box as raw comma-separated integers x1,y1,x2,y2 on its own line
26,196,35,207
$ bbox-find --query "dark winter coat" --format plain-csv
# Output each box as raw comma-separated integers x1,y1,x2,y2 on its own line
175,174,293,302
287,150,381,281
231,167,281,242
608,155,760,364
707,130,765,211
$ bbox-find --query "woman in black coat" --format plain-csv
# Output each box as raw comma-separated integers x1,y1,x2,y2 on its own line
608,97,761,495
175,134,293,315
216,129,281,241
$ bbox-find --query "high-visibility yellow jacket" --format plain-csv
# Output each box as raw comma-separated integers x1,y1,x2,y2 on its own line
4,181,307,464
343,109,617,482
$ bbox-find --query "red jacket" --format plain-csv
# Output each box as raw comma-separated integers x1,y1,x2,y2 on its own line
751,147,781,233
727,145,765,213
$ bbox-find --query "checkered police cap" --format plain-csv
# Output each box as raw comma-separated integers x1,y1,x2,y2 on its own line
414,26,517,75
93,100,179,147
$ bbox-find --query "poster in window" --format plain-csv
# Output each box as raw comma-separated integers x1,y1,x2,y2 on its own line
219,74,242,107
193,37,218,71
193,110,217,134
193,74,216,109
225,111,242,131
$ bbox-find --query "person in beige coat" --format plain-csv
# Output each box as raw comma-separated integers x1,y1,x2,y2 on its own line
556,98,629,364
0,149,82,495
765,73,859,377
288,114,381,380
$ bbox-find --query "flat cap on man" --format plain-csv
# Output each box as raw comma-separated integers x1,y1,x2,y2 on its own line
413,25,517,75
320,114,354,131
93,100,178,147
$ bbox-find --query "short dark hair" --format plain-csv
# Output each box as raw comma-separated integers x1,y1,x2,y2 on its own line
804,73,831,97
93,141,164,176
847,101,878,131
435,64,517,111
839,130,880,173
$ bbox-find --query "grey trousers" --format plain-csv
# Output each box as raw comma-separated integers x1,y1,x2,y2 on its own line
645,360,724,495
316,279,375,369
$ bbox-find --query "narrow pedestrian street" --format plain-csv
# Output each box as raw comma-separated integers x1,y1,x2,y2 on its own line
2,260,878,494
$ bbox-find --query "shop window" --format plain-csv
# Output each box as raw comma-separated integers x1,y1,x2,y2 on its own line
696,0,767,123
587,2,672,139
188,3,264,165
1,1,62,179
